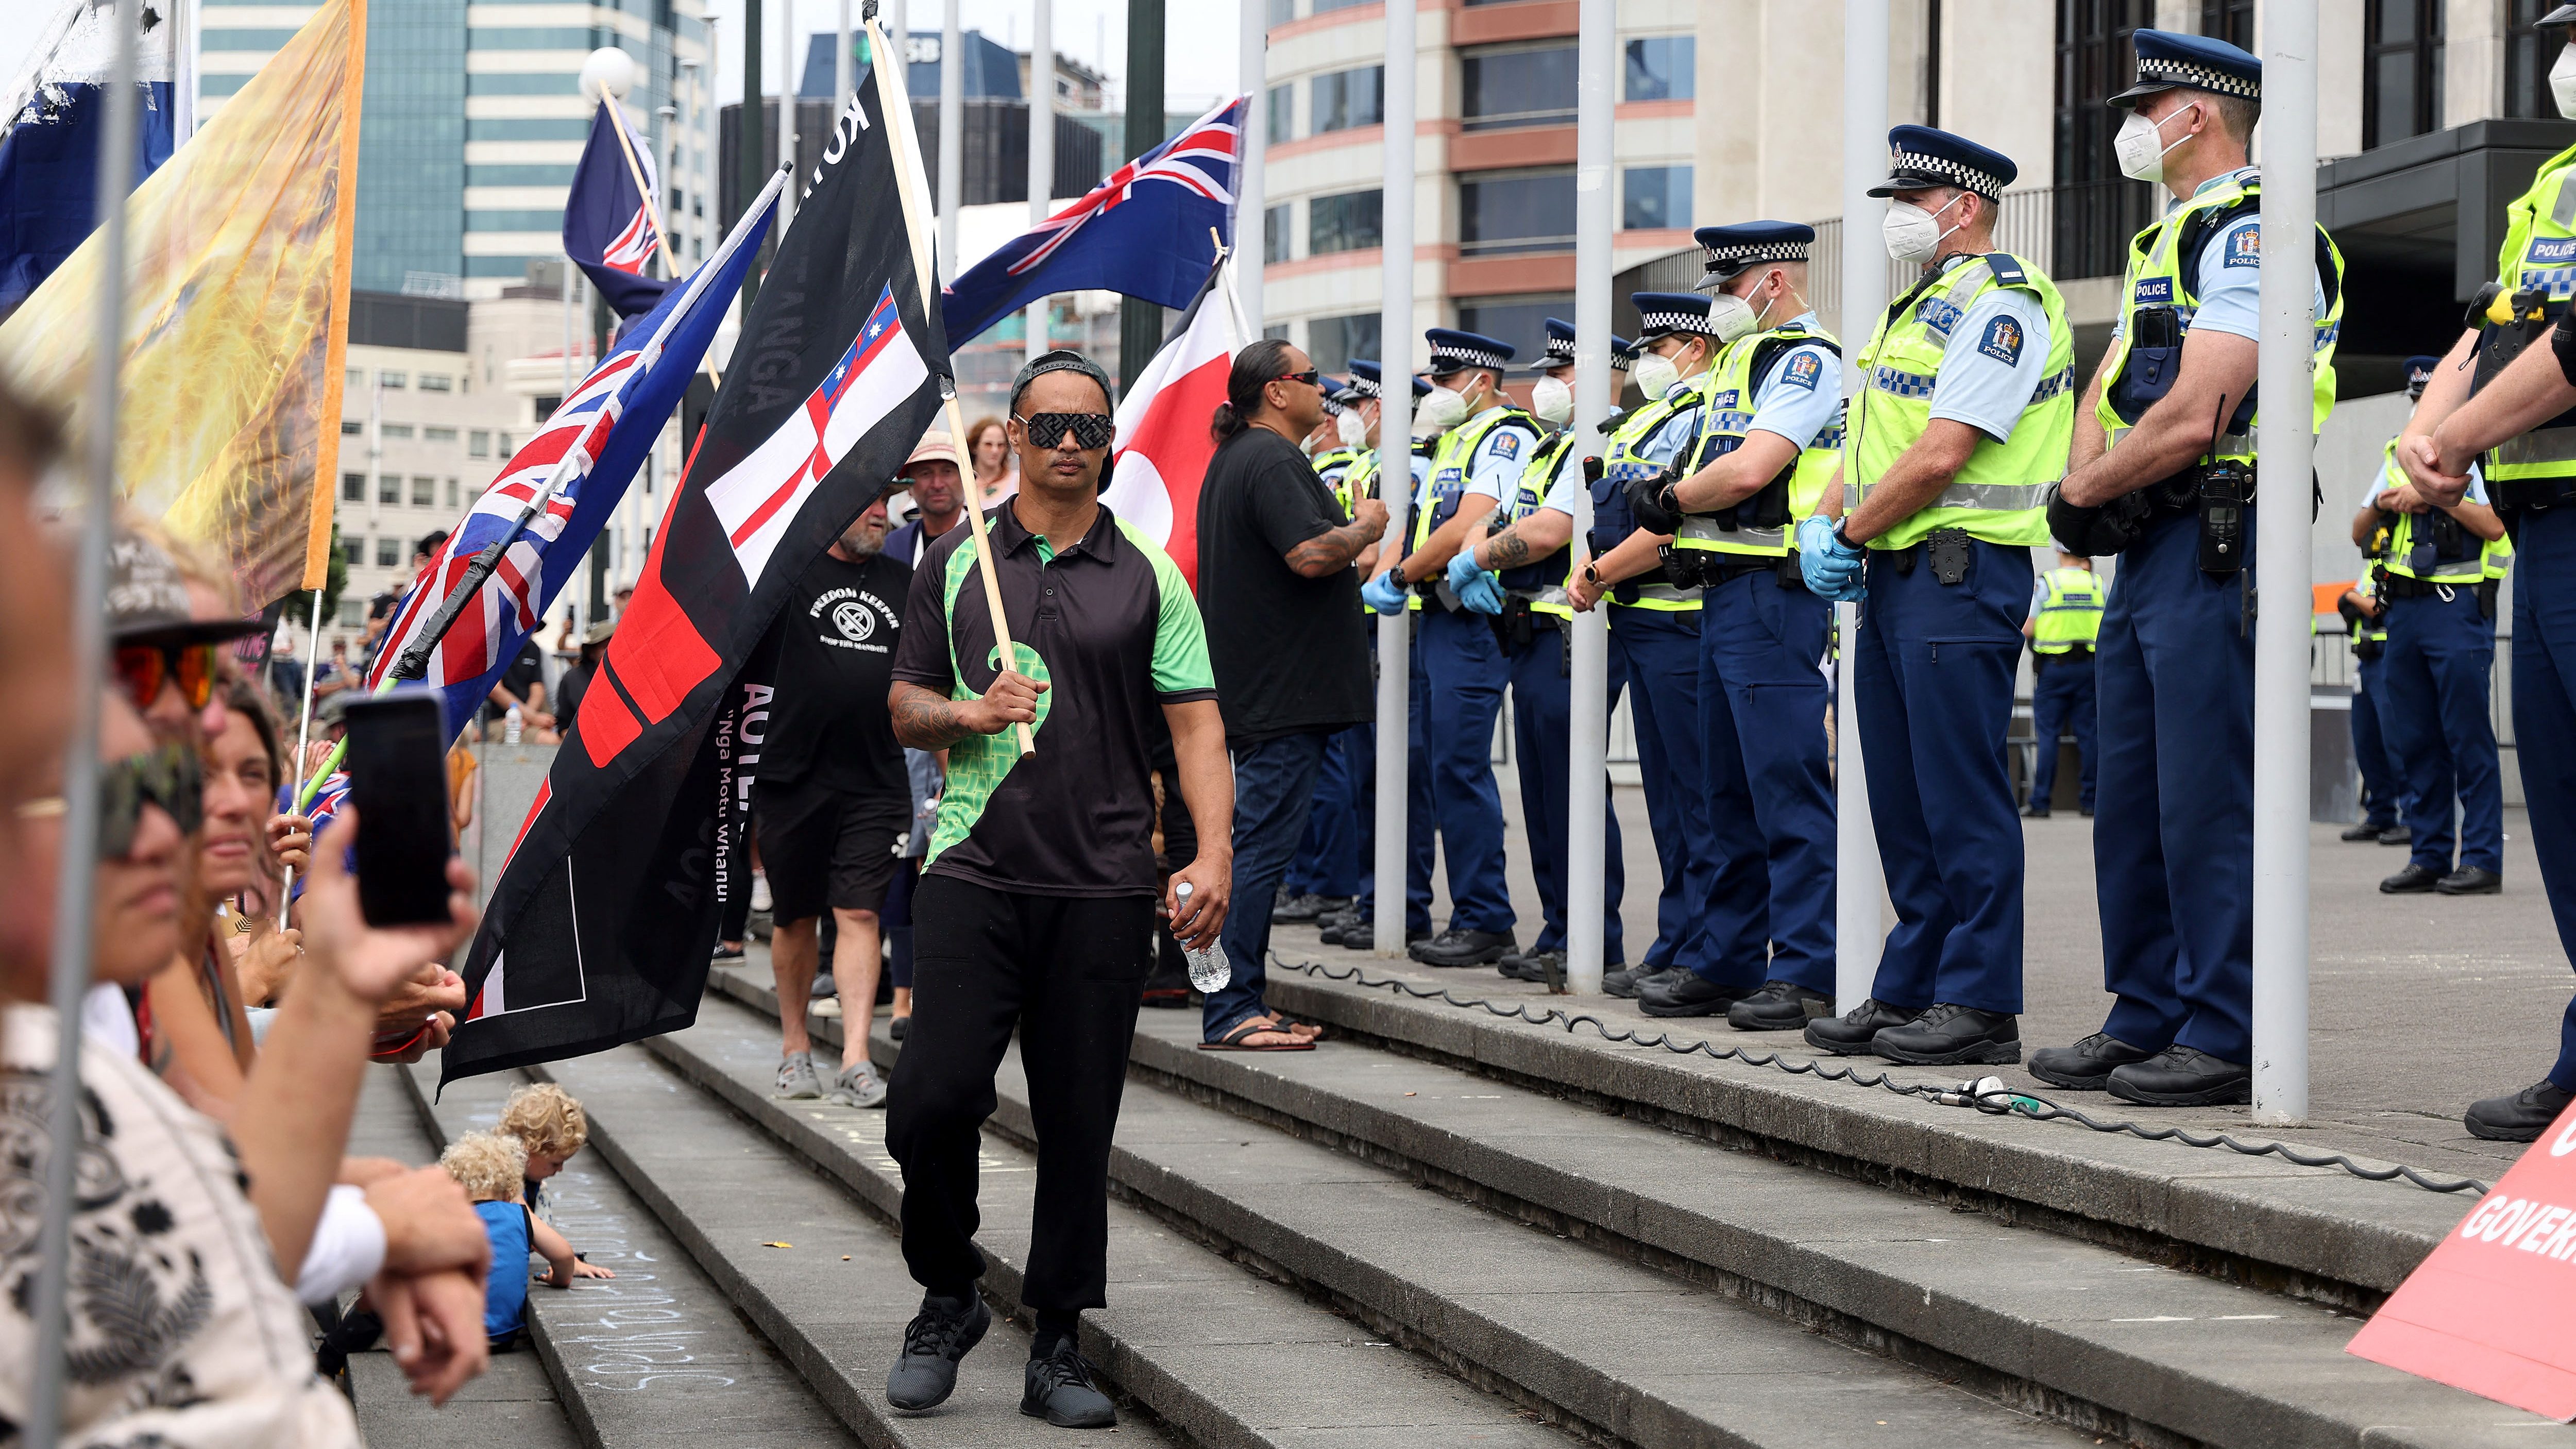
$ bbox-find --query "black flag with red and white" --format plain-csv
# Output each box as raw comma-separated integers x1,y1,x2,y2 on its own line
442,68,948,1088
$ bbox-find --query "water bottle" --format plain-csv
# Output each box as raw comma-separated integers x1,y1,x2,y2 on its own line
1172,882,1230,992
504,703,523,746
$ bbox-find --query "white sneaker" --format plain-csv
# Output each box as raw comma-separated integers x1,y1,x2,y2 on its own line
774,1051,822,1099
750,870,773,914
827,1060,888,1108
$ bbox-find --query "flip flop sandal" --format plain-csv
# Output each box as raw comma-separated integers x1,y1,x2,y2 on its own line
1198,1015,1317,1052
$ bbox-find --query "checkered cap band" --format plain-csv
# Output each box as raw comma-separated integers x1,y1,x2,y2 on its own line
1889,147,2007,198
2139,57,2258,98
1700,240,1808,271
1639,304,1712,335
1431,344,1509,373
1543,338,1576,364
1347,374,1382,398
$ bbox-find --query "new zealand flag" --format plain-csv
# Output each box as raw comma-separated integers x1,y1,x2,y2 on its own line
563,101,675,323
443,69,947,1089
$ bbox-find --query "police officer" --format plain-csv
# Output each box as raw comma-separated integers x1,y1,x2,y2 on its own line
1319,360,1432,949
1362,330,1539,967
1564,295,1726,1000
2034,31,2342,1106
1791,127,2069,1068
1278,383,1374,926
2021,551,2102,818
2373,366,2512,899
1448,321,1632,984
2342,394,2414,847
2402,5,2576,1140
1619,226,1843,1027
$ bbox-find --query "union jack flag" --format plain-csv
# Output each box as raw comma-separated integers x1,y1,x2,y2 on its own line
602,205,658,276
940,95,1245,347
565,101,673,321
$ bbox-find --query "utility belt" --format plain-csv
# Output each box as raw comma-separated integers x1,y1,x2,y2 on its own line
2352,636,2385,661
1658,545,1807,594
2045,455,2258,575
1876,527,1979,585
2032,644,2095,667
2493,475,2576,540
1493,596,1571,674
2376,566,2500,618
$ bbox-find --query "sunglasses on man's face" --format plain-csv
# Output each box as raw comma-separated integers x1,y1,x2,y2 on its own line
113,641,223,713
1273,368,1322,389
1015,412,1117,451
17,741,205,860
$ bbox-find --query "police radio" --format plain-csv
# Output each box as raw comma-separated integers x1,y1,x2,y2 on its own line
2196,394,2248,577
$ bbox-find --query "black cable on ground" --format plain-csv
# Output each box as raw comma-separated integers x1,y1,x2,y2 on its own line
1268,954,2490,1198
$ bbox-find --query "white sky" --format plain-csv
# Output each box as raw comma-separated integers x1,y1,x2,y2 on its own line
0,2,1243,131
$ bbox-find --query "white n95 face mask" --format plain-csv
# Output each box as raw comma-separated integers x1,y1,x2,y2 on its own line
1336,408,1367,448
1630,351,1682,400
1882,194,1965,265
2113,103,2196,183
1416,385,1468,435
2554,45,2576,118
1706,291,1760,345
1531,376,1574,426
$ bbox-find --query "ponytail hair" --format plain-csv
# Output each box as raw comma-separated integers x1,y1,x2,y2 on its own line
1212,337,1302,444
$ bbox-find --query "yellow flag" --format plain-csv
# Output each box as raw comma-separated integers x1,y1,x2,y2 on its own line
0,0,365,602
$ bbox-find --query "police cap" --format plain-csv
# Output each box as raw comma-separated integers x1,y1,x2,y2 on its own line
2110,29,2261,110
1867,125,2018,201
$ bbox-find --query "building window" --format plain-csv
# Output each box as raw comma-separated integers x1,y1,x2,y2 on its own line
446,478,462,509
1623,166,1692,231
1308,312,1381,374
1460,169,1576,257
418,374,453,393
1624,37,1694,102
341,419,362,435
1265,0,1294,24
2365,0,2444,148
469,429,492,457
1264,203,1293,264
1462,45,1576,131
2053,1,2159,281
411,476,436,507
1312,0,1367,11
1310,189,1383,255
423,425,457,443
1267,83,1294,142
339,536,363,569
1311,66,1382,134
377,370,405,389
499,432,514,455
381,423,413,440
342,471,365,502
2510,0,2564,116
345,367,363,390
2199,0,2252,47
1454,295,1574,372
375,537,402,567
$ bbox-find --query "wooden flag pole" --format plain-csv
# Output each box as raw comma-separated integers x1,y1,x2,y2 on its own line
600,97,724,391
867,5,1034,755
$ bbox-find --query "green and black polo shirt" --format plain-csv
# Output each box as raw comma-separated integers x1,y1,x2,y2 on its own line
890,500,1216,899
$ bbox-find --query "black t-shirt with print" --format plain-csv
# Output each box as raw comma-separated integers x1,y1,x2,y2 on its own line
756,549,911,799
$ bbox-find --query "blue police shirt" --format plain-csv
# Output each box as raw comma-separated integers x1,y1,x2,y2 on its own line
1625,376,1710,475
1743,312,1843,450
2108,167,2329,348
1459,405,1535,502
1923,264,2054,443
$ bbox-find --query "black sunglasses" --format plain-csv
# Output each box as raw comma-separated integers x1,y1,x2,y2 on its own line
1273,368,1322,389
18,741,204,859
1014,411,1117,451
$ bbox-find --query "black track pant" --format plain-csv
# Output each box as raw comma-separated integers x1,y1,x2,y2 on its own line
885,874,1155,1313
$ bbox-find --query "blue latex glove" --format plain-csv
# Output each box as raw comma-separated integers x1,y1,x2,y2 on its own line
1795,515,1867,601
1455,569,1508,615
1362,568,1410,615
1444,549,1488,593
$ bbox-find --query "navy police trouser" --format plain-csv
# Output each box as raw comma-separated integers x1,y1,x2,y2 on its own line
1605,603,1718,971
1694,568,1836,993
2093,510,2255,1063
2028,653,2098,812
1505,617,1625,962
2383,584,2504,875
2510,509,2576,1090
2350,652,2408,831
1408,605,1516,934
1856,535,2030,1016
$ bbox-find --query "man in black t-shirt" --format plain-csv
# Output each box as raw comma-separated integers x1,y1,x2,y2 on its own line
481,636,554,742
753,485,912,1109
1194,340,1385,1049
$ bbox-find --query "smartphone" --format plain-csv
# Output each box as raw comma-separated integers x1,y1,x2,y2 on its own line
340,693,454,925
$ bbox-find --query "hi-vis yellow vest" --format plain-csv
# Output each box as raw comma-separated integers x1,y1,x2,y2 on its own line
1671,321,1844,559
2476,143,2576,485
1500,430,1580,617
2030,566,2103,653
1848,251,2070,550
2383,433,2516,585
2096,170,2343,473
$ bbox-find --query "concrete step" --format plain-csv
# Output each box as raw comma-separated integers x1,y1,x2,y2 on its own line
397,1060,869,1448
1255,955,2476,1303
625,999,1573,1448
686,978,2099,1449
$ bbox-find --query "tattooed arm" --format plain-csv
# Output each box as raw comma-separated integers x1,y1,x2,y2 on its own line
1283,497,1391,578
1469,509,1573,572
890,676,1044,749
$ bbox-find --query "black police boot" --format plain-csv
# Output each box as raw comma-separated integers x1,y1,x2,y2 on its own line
1410,928,1514,967
1274,892,1350,924
2379,863,2442,894
2341,820,2391,841
2377,825,2412,847
886,1291,991,1411
2021,802,2050,819
2106,1046,2250,1107
1638,971,1753,1018
1602,963,1659,998
2465,1080,2575,1142
1871,1004,2021,1066
2437,866,2503,896
1803,999,1917,1056
1497,949,1565,985
1725,980,1833,1032
1021,1340,1117,1428
2027,1032,2153,1090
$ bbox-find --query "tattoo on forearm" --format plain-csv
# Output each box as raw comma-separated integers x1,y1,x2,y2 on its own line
891,687,975,749
1286,518,1382,575
1485,531,1531,569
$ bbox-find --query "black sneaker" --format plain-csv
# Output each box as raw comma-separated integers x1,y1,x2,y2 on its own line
2106,1046,2250,1107
2027,1032,2151,1091
1638,971,1753,1018
2465,1080,2575,1142
2438,866,2503,896
1497,949,1566,985
2340,821,2392,841
887,1292,990,1411
2377,825,2412,847
1870,1003,2021,1066
1725,980,1833,1032
889,1016,910,1042
2379,863,2442,894
1803,999,1917,1056
1021,1342,1117,1428
1601,963,1658,999
711,941,746,965
1410,928,1515,968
